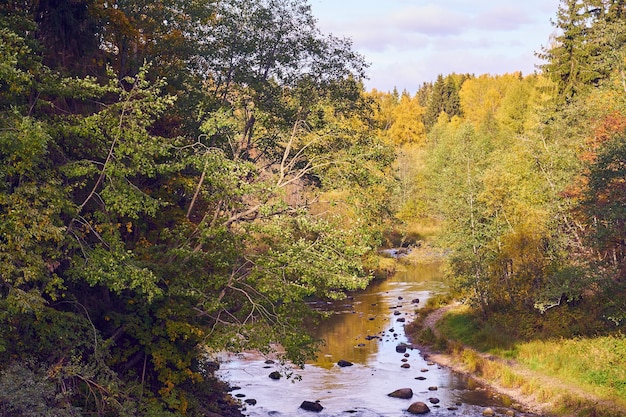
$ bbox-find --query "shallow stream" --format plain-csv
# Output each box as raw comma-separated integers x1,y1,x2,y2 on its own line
217,261,536,416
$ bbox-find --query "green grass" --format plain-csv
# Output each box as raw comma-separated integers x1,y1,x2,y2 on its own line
436,306,516,352
513,334,626,402
435,306,626,415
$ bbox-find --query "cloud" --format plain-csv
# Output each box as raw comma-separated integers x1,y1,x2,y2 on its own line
389,5,468,36
311,0,560,91
473,6,532,30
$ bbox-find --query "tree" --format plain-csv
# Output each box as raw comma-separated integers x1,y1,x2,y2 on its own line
423,73,467,130
539,0,626,100
0,1,393,415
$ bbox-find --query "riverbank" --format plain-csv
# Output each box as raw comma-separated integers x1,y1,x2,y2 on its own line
406,304,626,417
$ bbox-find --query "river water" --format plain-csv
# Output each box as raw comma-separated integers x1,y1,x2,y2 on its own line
217,261,535,416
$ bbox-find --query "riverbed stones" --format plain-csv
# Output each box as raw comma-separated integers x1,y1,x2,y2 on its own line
428,397,440,404
428,386,438,391
395,343,408,353
415,376,427,380
388,388,413,399
407,401,430,414
268,371,281,380
337,359,354,367
244,398,257,406
401,363,411,368
482,408,495,416
300,401,324,412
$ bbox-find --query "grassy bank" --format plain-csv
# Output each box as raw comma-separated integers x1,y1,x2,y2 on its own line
407,303,626,417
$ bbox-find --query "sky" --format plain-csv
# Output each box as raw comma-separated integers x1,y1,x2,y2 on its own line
309,0,561,93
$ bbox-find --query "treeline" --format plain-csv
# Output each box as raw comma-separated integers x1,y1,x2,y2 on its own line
370,0,626,334
0,1,396,415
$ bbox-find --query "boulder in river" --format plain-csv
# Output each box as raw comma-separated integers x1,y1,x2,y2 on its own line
300,401,324,412
395,344,407,353
268,371,281,380
337,359,354,367
244,398,257,405
388,388,413,399
482,408,495,416
401,363,411,368
428,397,440,404
407,401,431,414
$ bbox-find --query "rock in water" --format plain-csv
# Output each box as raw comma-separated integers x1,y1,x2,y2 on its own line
268,371,281,380
407,402,431,414
388,388,413,399
300,401,324,412
482,408,495,416
337,359,353,367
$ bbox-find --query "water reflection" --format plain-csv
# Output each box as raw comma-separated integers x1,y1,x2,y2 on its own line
217,262,535,417
308,262,446,369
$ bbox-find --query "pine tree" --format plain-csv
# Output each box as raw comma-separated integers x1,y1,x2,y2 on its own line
539,0,626,100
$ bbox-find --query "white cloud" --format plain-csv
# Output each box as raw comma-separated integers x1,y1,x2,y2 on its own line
310,0,560,91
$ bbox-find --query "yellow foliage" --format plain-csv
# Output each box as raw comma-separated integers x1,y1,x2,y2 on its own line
460,73,523,129
387,94,426,145
367,89,427,145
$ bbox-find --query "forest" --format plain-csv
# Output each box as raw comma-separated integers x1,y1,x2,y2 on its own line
0,0,625,416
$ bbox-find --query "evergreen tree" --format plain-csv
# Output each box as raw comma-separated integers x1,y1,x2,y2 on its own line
539,0,626,100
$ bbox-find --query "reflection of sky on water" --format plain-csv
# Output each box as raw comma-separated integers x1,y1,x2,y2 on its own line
217,262,534,417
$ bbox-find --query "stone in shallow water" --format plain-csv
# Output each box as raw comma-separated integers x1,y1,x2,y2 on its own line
337,359,354,367
395,344,407,353
388,388,413,399
268,371,281,380
300,401,323,412
407,401,430,414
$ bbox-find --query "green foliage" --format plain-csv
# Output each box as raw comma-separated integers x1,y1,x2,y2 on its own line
0,2,392,416
423,73,468,130
539,0,626,100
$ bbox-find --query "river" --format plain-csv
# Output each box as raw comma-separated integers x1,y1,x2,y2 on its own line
216,260,535,416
